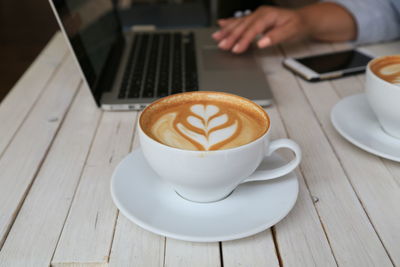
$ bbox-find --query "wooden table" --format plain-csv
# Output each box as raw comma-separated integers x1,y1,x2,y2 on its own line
0,32,399,267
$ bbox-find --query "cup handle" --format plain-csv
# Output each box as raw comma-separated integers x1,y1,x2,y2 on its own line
241,139,301,183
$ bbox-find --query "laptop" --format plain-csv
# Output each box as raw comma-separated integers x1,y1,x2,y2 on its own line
49,0,273,110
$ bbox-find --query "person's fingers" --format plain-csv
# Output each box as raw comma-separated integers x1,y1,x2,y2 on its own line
218,15,260,51
217,18,235,27
213,19,235,40
257,21,298,48
231,13,276,53
257,36,271,48
212,18,241,41
212,30,223,40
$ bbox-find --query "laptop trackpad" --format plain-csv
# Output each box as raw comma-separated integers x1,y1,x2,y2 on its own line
199,47,271,101
201,48,259,71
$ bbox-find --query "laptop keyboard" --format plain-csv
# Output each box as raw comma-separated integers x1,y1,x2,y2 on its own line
118,32,198,99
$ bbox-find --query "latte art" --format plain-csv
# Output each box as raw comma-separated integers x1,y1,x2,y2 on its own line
140,92,269,151
371,56,400,85
175,104,239,150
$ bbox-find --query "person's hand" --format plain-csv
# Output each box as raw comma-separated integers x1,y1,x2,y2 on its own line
212,6,310,54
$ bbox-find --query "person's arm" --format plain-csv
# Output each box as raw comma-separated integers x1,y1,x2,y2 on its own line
298,2,356,42
324,0,400,45
212,2,356,54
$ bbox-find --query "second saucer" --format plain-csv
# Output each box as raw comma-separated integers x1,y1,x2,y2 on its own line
331,93,400,162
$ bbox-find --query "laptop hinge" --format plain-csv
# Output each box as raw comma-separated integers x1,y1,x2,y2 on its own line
131,25,156,32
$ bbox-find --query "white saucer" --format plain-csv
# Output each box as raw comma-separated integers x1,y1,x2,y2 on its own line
111,149,299,242
331,94,400,162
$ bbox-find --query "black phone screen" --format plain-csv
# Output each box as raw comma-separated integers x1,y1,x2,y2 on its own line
297,50,373,74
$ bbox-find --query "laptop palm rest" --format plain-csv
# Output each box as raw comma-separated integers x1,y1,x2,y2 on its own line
199,48,271,100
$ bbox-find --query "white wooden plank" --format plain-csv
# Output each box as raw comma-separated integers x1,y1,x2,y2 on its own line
0,85,101,266
108,116,166,267
52,111,137,266
164,239,220,267
331,42,353,51
109,214,165,267
255,45,286,75
280,41,311,58
356,74,366,87
222,231,279,267
130,112,142,151
0,54,81,247
265,106,337,267
383,160,400,187
329,74,364,98
305,41,333,54
266,69,392,266
358,41,400,57
274,176,338,267
0,32,67,156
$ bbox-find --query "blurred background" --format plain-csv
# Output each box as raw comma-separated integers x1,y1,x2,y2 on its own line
0,0,57,101
0,0,314,103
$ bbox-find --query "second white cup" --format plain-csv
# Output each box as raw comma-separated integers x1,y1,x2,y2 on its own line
365,55,400,138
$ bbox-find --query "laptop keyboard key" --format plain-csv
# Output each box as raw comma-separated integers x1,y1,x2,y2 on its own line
120,31,197,99
128,88,140,98
183,33,198,92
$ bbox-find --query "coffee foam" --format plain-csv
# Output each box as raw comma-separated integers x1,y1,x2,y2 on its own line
140,92,269,151
371,56,400,85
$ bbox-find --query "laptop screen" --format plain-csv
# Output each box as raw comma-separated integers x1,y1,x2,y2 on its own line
52,0,123,100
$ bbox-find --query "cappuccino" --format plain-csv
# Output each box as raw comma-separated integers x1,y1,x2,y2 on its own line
366,55,400,139
370,55,400,85
140,92,269,151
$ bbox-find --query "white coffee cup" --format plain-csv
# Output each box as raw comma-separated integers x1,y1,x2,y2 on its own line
138,96,302,203
366,55,400,138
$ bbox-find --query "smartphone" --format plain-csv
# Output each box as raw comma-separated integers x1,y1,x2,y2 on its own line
282,49,374,81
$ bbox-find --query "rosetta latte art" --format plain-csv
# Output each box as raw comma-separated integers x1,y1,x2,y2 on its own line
175,104,239,150
378,64,400,84
143,93,268,151
371,56,400,85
